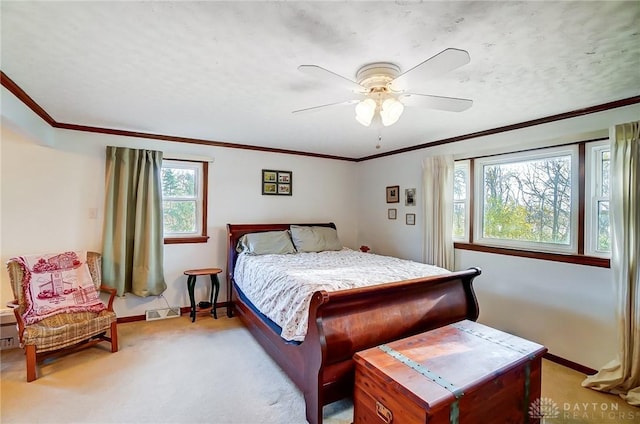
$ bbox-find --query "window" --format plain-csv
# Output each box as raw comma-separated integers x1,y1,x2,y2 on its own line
586,141,611,256
161,160,208,244
453,161,470,241
474,146,579,254
453,138,612,266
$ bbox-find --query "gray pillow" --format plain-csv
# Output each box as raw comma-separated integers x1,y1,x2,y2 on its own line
289,225,342,253
237,230,296,255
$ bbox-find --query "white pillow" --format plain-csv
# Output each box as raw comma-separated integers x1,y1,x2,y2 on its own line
237,230,296,255
289,225,342,252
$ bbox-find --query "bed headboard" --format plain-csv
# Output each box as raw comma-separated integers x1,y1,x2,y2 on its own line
226,222,336,288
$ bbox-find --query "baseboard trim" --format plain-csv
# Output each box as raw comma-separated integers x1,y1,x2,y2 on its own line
117,302,229,324
117,315,146,323
114,315,598,377
544,352,597,375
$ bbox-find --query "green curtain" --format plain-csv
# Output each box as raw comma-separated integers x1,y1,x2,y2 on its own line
101,146,167,297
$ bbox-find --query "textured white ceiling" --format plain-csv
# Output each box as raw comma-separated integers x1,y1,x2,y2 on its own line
1,1,639,159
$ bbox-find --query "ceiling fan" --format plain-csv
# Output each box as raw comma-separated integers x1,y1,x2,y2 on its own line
293,48,473,127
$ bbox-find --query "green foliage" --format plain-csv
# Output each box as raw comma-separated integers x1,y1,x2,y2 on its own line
163,201,196,233
162,168,196,197
483,197,534,240
597,200,610,251
453,203,465,237
162,167,198,234
481,157,571,244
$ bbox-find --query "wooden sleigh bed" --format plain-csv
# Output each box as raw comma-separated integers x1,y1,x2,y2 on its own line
226,222,481,424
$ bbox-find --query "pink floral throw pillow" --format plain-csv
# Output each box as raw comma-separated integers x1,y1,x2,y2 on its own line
15,251,107,325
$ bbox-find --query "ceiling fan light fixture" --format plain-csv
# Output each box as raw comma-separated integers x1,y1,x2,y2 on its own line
296,50,473,129
355,98,376,127
380,98,404,126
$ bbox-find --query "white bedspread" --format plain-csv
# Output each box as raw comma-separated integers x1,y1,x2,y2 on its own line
233,249,449,341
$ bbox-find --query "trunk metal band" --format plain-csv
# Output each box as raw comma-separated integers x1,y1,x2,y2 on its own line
452,322,535,422
379,344,463,424
452,322,532,355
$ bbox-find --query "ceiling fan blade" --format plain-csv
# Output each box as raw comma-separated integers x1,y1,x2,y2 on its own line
292,99,360,114
298,65,365,92
390,48,470,91
399,93,473,112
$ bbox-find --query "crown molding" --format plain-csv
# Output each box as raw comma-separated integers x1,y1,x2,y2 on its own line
357,96,640,161
3,71,638,162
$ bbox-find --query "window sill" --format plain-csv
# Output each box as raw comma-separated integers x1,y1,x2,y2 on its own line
454,242,610,268
164,236,209,245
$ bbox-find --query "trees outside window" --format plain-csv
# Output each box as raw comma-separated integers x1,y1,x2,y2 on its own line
453,161,469,241
161,160,208,243
586,141,611,256
453,140,610,263
482,155,572,244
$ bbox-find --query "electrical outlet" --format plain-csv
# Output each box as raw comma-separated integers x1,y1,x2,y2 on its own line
145,307,181,321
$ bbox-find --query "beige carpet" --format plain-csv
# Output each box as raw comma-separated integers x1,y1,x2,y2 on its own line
1,315,637,423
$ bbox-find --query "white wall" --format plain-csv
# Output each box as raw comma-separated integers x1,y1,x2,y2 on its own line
456,249,616,369
356,103,639,370
1,89,358,318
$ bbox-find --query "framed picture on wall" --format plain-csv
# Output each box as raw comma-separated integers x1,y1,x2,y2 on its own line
388,208,397,220
405,188,416,206
263,183,277,194
278,171,291,184
262,169,292,196
263,170,277,182
406,213,416,225
386,185,399,203
278,184,291,195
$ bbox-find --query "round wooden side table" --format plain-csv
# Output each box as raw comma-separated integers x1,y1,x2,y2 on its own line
183,268,222,322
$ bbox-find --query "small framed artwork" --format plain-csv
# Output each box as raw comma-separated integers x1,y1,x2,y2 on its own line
388,208,397,220
263,170,277,183
406,213,416,225
386,185,399,203
278,184,290,195
262,169,292,196
278,172,291,184
405,188,416,206
263,183,277,194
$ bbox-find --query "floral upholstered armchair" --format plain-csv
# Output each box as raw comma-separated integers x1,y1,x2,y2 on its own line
6,251,118,382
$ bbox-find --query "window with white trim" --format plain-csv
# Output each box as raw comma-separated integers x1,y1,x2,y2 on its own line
453,160,470,242
474,146,579,254
586,141,611,256
161,160,206,241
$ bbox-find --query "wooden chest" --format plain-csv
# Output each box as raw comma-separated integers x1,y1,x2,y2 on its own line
353,320,547,424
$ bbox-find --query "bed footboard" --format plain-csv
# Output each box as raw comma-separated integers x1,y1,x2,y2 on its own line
300,267,481,424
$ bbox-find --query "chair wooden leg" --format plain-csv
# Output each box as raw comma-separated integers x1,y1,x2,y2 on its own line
26,345,37,382
110,322,118,352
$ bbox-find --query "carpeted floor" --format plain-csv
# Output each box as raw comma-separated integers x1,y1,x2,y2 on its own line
1,314,637,423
